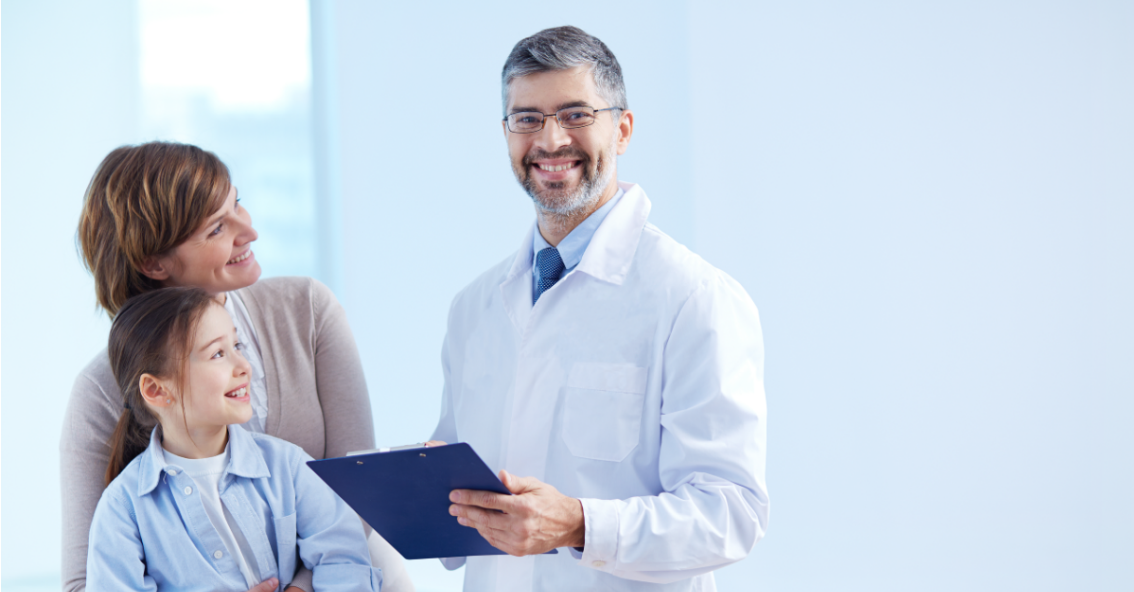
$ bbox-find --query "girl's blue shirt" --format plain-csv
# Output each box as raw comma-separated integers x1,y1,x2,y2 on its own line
87,425,382,592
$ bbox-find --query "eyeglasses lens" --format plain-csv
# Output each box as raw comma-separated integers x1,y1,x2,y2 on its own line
507,107,598,133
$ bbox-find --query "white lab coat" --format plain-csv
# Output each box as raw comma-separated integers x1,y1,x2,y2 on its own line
433,182,769,592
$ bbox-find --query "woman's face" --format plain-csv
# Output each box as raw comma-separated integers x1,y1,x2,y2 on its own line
151,186,261,295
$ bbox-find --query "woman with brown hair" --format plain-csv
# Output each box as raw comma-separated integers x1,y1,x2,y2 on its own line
61,142,413,592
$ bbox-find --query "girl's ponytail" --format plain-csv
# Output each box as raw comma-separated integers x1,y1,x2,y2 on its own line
105,287,216,485
105,407,155,485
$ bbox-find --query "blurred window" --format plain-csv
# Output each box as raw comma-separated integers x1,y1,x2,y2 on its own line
138,0,315,277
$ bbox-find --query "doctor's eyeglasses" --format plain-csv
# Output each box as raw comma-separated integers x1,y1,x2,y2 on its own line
504,106,622,134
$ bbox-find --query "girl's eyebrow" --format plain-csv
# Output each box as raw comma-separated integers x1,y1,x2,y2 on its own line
197,327,238,353
198,335,225,353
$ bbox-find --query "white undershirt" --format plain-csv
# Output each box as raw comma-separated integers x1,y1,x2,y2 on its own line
163,446,259,588
224,292,268,433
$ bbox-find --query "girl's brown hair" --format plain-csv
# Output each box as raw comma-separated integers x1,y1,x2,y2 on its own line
105,287,217,485
78,142,231,317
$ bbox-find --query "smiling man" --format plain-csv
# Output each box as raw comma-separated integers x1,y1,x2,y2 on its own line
432,26,769,591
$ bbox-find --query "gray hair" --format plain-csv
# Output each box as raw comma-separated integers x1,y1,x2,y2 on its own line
501,26,627,116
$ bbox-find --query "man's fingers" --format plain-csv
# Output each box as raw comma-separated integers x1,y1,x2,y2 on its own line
500,470,540,494
451,503,511,530
246,578,279,592
450,488,510,510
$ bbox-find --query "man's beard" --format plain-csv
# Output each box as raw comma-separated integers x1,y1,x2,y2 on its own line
514,138,616,217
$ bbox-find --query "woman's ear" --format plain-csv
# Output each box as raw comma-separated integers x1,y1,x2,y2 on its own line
139,374,174,408
138,256,172,282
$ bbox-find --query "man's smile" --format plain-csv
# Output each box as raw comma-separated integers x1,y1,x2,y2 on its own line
535,160,580,173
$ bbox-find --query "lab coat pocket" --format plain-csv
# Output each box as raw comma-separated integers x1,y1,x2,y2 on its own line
562,363,647,462
274,513,297,586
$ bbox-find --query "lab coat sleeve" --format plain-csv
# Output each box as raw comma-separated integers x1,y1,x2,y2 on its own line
577,275,770,583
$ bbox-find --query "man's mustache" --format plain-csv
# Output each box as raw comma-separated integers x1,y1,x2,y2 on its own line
522,148,590,168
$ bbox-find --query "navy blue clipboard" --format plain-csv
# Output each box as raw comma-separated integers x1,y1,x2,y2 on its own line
307,443,556,560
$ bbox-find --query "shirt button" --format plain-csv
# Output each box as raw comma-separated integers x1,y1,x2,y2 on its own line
213,550,223,559
167,469,179,475
183,486,193,495
592,560,606,567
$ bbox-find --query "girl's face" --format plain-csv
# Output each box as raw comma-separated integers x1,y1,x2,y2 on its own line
176,304,254,429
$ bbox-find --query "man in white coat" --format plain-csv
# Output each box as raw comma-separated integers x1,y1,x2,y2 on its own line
434,26,769,591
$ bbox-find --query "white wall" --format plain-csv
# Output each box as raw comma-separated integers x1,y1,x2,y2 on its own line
318,2,1133,591
1,0,140,586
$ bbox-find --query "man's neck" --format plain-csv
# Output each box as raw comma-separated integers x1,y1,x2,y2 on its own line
536,181,620,247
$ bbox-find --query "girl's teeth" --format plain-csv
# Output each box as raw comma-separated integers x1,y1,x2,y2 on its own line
228,251,250,264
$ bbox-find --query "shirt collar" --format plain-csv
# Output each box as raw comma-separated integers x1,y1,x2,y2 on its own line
137,424,271,496
531,188,624,272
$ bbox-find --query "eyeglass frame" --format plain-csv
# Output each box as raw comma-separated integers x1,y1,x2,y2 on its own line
503,106,623,134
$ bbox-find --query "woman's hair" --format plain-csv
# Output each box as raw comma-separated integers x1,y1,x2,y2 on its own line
78,142,231,317
105,287,217,485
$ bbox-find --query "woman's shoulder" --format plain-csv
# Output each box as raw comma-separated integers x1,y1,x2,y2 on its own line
74,348,115,391
64,349,121,442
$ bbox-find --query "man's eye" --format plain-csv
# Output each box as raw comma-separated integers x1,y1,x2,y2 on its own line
518,115,540,124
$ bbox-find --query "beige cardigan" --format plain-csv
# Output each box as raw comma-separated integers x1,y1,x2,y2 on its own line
60,277,412,592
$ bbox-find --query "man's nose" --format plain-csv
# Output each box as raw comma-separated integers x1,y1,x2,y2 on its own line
532,115,572,151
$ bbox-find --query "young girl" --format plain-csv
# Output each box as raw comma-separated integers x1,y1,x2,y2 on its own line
86,287,382,592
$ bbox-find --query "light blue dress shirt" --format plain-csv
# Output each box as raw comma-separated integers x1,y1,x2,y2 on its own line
531,189,624,297
87,425,381,592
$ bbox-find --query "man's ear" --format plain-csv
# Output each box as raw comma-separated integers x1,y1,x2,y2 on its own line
138,256,173,282
615,109,634,155
139,374,174,408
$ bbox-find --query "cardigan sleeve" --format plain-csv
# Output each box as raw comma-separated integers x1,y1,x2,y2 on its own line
60,354,122,592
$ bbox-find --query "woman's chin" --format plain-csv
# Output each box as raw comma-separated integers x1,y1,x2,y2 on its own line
226,261,262,291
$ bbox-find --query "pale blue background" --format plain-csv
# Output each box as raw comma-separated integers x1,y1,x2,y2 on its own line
3,1,1132,591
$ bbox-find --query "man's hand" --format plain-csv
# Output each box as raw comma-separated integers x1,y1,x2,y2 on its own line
449,470,585,556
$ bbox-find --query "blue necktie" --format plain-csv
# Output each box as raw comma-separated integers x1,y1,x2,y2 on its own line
534,247,565,304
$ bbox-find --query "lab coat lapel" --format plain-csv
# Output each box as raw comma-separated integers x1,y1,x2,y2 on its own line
574,182,651,285
499,223,536,334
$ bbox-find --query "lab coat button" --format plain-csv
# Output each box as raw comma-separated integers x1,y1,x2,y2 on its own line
213,550,223,559
167,469,178,475
183,486,193,495
592,560,606,567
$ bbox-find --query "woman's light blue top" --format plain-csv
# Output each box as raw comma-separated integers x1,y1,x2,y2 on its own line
86,425,381,592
